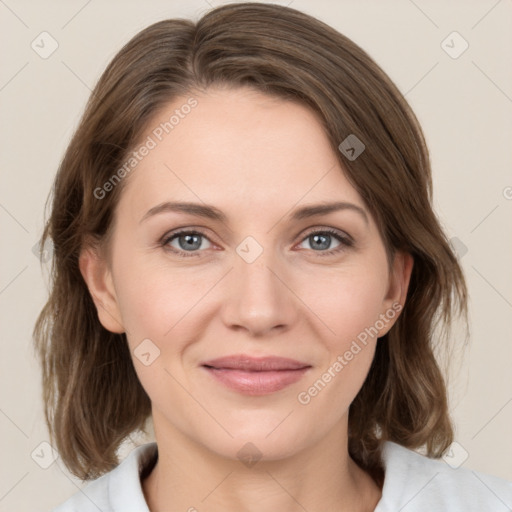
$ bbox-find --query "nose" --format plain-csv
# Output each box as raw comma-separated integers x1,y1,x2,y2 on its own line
221,246,299,337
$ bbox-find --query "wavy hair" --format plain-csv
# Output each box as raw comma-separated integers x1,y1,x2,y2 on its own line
33,2,468,481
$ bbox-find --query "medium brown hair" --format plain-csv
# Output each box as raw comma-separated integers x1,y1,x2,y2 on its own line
33,2,468,481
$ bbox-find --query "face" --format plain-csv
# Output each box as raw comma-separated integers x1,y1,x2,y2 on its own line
81,86,410,462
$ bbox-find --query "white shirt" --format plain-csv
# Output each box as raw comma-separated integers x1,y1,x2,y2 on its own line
52,441,512,511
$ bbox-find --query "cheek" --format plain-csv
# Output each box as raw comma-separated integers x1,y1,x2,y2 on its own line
112,249,221,347
295,270,385,417
301,263,389,343
111,257,210,401
293,264,387,406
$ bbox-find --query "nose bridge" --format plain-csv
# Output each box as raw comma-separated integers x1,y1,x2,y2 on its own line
223,236,296,335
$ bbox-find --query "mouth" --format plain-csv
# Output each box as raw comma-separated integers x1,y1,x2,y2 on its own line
200,355,312,395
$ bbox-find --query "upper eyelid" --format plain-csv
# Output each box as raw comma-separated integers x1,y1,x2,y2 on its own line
300,226,352,240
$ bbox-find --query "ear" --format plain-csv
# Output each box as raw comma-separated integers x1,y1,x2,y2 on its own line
378,250,414,336
79,244,125,334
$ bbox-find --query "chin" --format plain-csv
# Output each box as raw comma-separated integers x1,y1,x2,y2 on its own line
214,437,302,464
195,418,310,463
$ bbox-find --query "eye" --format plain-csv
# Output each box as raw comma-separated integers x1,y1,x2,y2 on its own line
296,228,353,256
162,230,213,257
161,227,354,258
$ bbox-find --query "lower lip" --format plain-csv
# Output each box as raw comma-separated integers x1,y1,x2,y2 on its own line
202,366,310,395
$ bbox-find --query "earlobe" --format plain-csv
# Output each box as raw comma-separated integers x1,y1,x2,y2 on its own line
78,245,125,334
379,250,414,336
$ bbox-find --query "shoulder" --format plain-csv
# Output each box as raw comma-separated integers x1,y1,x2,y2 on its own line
51,442,157,512
375,441,512,511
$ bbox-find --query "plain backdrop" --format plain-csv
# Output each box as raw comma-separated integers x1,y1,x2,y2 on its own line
0,0,511,510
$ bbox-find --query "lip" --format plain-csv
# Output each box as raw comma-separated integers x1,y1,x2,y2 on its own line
201,355,312,395
201,355,310,371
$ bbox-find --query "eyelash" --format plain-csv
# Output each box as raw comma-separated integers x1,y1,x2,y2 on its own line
160,227,354,258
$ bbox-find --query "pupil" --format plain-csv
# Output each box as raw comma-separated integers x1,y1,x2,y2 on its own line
312,234,329,250
181,234,201,250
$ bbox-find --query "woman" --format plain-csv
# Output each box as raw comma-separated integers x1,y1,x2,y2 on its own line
34,3,512,511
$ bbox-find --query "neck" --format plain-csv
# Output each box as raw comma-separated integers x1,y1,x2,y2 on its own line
142,414,383,512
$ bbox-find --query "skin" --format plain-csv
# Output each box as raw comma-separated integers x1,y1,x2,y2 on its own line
80,86,413,512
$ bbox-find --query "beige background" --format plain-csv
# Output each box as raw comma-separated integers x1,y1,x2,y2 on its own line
1,0,511,510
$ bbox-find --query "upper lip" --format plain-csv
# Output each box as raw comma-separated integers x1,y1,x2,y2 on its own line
201,355,311,371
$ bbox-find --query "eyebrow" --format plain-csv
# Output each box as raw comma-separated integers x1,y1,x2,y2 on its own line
140,201,369,225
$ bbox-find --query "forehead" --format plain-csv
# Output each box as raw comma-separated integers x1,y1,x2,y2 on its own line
117,87,365,221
